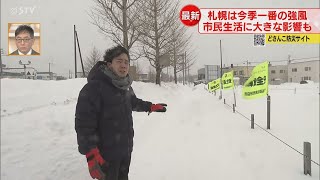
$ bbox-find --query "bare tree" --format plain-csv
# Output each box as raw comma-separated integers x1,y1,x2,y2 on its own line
137,0,179,85
84,46,102,76
168,20,196,84
148,67,156,83
134,61,143,75
89,0,141,60
173,49,197,84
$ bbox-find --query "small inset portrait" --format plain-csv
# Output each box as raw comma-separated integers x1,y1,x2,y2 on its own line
8,23,40,56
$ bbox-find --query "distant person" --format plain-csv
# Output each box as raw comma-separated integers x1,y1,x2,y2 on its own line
10,25,40,55
75,45,167,180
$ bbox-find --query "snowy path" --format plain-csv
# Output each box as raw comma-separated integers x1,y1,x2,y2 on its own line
132,88,318,180
1,79,319,180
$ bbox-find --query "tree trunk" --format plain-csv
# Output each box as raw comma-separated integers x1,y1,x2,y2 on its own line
154,0,161,85
173,44,177,84
156,66,161,85
122,0,129,50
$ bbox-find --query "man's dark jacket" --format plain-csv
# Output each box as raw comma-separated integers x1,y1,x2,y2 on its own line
10,49,40,55
75,62,152,160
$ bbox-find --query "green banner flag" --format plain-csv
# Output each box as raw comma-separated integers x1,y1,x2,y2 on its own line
208,78,221,92
222,71,234,90
242,61,269,99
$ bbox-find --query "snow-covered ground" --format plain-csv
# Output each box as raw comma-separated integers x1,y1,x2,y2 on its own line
1,78,319,180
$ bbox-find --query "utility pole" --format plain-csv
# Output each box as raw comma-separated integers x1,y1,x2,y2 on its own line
219,40,223,100
74,25,77,78
75,29,85,78
74,25,85,78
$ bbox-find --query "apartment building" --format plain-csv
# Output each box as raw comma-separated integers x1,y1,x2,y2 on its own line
288,60,319,83
197,65,220,83
269,65,288,85
222,65,254,85
197,60,319,85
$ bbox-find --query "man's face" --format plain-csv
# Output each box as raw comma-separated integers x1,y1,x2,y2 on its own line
15,31,34,55
107,53,129,78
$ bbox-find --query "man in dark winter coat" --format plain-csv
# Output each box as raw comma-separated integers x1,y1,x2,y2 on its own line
75,45,167,180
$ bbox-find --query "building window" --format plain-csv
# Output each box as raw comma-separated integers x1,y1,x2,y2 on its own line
271,70,276,74
292,68,297,72
305,67,311,71
234,71,238,75
198,74,205,80
239,70,243,75
303,77,311,80
280,70,285,73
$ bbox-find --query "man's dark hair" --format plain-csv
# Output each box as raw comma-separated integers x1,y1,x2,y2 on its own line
15,25,34,39
103,45,130,63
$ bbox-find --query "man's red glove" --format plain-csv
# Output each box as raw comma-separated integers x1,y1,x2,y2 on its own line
149,103,167,115
86,147,107,179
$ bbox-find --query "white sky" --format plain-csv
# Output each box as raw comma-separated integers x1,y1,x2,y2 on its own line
1,78,319,179
1,0,319,77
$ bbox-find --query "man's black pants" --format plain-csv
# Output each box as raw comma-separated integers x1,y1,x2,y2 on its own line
101,156,131,180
